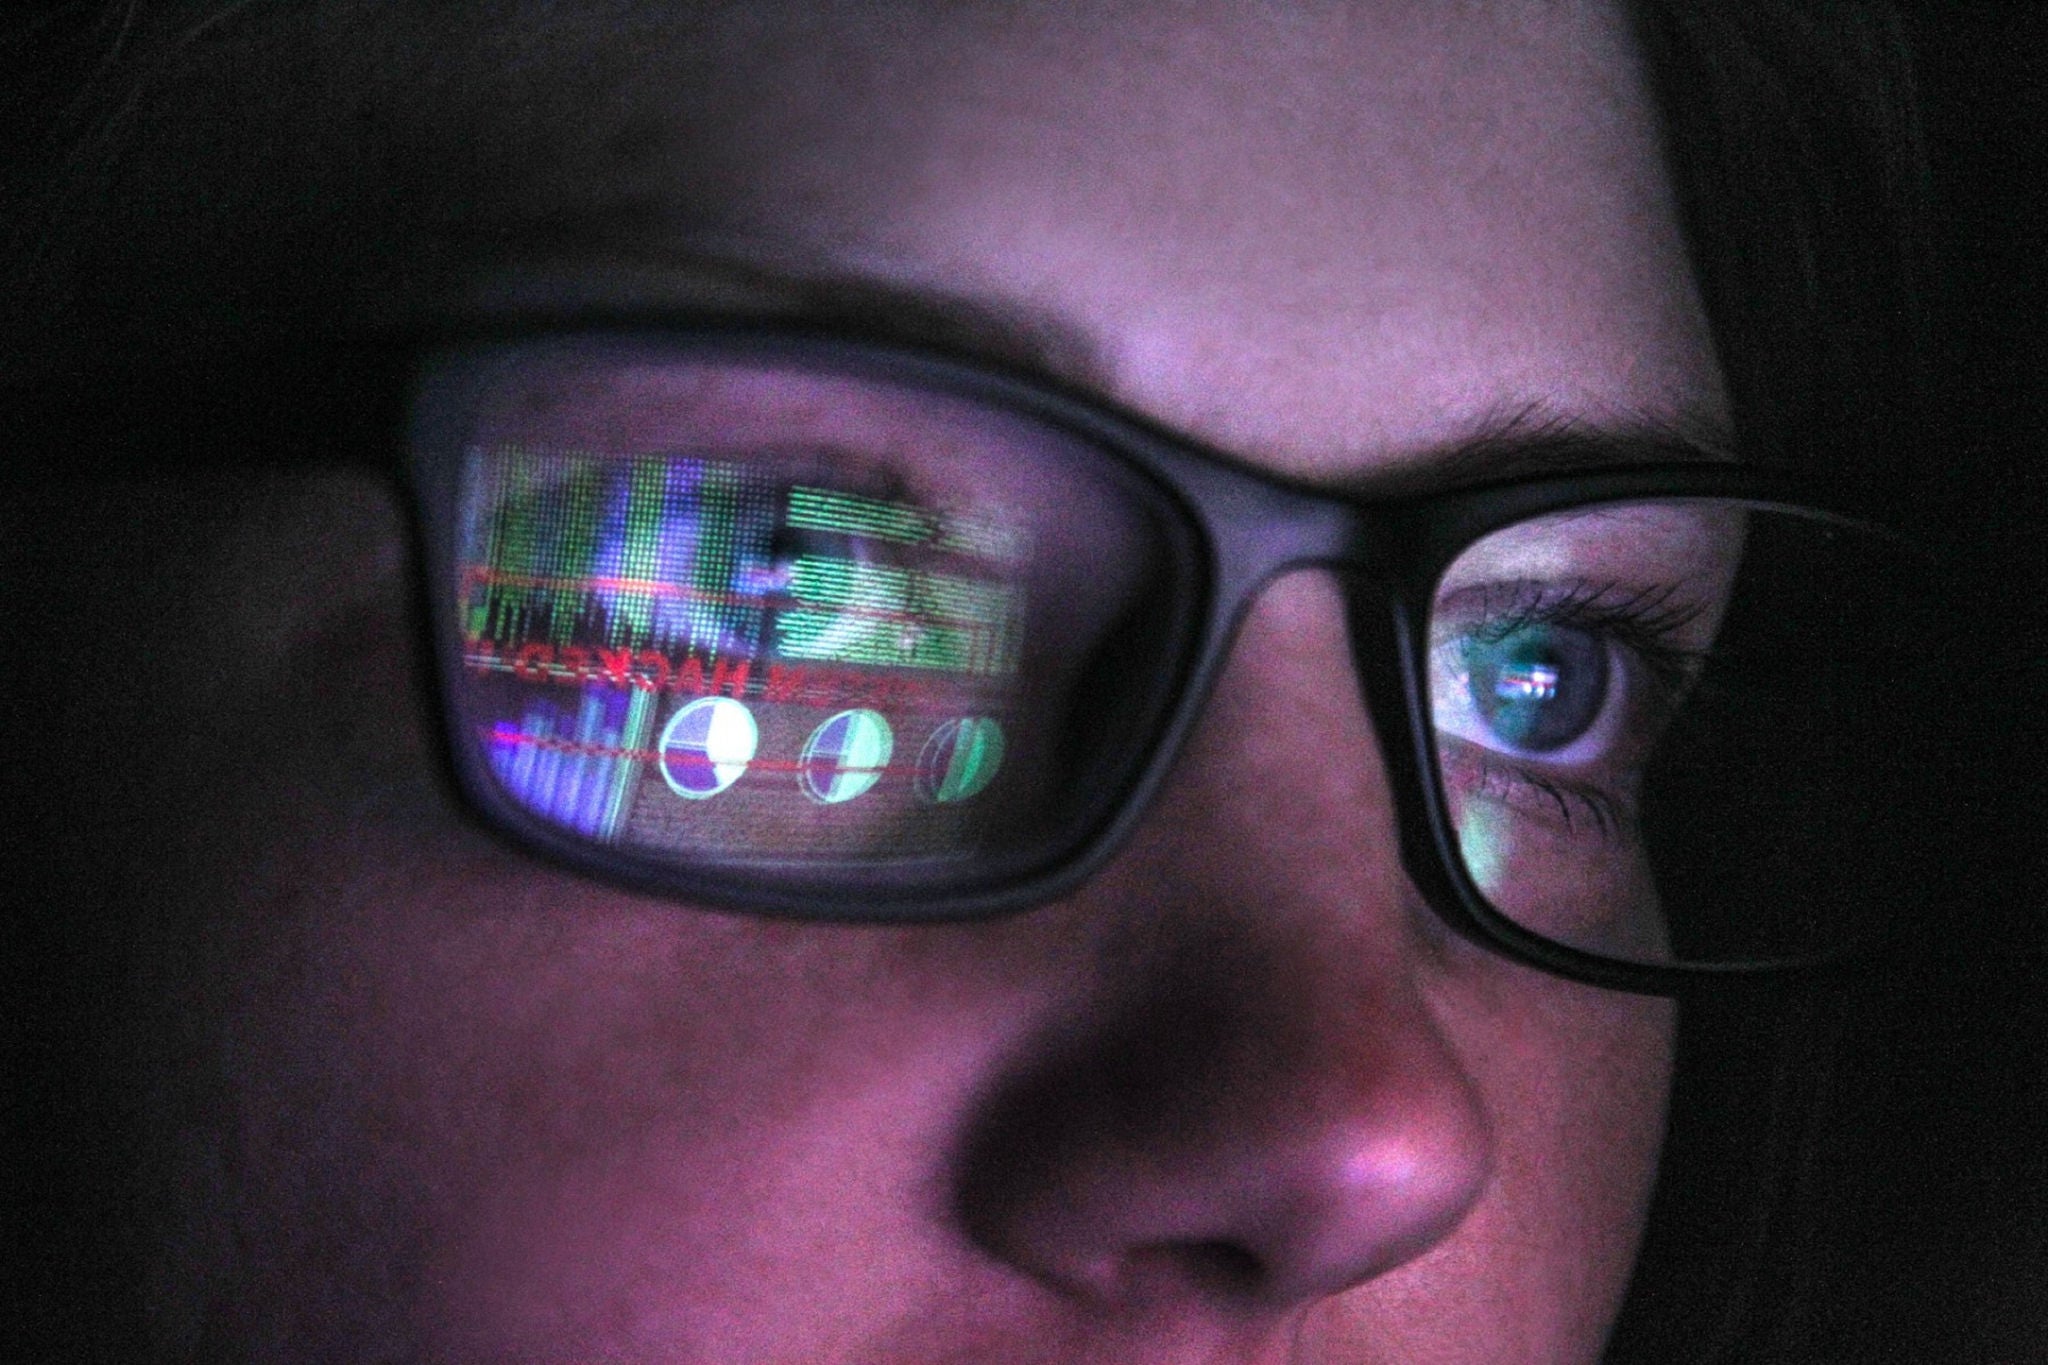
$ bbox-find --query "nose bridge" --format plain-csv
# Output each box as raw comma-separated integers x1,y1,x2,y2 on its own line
1163,462,1393,777
1173,460,1405,771
954,570,1493,1319
1131,568,1455,1029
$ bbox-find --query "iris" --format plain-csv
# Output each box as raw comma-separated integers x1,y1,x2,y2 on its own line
1463,623,1609,753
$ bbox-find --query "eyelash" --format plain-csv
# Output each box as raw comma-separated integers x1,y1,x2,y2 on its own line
1463,578,1708,703
1466,760,1625,840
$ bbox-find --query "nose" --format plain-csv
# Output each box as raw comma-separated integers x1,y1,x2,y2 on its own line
955,572,1492,1318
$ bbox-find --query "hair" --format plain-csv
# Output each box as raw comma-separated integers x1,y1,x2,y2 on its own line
1607,6,1929,1362
4,3,1931,1360
1631,3,1929,493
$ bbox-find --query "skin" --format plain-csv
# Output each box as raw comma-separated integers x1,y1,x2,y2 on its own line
74,1,1725,1360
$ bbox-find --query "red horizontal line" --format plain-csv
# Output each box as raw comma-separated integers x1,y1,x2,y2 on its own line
464,658,995,712
488,728,914,775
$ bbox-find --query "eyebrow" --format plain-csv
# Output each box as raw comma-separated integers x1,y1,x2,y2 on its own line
443,232,1737,493
1341,405,1739,499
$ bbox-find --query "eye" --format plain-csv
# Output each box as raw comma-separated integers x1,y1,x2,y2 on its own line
1458,620,1611,755
741,518,869,600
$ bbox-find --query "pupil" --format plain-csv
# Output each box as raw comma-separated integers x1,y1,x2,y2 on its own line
1495,662,1558,702
1467,624,1607,752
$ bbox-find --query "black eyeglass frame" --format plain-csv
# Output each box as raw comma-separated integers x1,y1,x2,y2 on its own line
407,323,1902,997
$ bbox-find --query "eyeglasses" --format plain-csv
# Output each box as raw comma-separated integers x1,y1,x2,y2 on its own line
407,326,1936,995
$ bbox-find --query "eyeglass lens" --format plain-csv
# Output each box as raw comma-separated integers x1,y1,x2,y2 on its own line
1430,502,1931,967
420,337,1930,969
429,339,1189,891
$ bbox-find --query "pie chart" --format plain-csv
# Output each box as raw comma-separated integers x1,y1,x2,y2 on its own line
657,696,759,799
799,709,894,804
917,718,1005,803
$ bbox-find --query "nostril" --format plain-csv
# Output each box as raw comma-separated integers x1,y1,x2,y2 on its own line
1072,1241,1269,1310
1162,1240,1266,1302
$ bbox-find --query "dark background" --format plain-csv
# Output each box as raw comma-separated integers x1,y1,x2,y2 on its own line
1784,6,2048,1359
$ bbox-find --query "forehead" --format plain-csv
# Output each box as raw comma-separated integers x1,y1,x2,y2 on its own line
387,0,1718,469
81,0,1725,479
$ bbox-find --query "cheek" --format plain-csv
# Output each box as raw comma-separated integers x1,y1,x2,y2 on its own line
126,472,1051,1356
259,857,1067,1359
1306,983,1674,1362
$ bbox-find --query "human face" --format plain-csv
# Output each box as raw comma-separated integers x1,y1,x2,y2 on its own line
121,2,1717,1360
